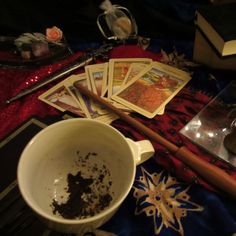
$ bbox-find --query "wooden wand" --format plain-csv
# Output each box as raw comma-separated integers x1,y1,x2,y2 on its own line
74,83,236,199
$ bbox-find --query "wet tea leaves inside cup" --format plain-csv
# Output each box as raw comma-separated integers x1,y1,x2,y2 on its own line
51,151,114,219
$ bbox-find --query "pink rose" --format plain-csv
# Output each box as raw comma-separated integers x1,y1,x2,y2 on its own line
46,26,63,42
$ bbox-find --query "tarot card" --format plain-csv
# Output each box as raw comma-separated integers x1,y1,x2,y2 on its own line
69,74,113,120
64,74,92,118
122,63,149,86
123,62,163,116
120,62,166,114
85,63,108,97
107,58,152,98
66,73,98,119
38,76,85,117
111,61,191,118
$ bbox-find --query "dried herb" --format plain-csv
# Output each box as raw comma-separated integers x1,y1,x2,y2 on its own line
51,152,113,219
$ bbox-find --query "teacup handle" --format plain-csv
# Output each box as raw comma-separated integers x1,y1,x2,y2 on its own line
126,138,155,165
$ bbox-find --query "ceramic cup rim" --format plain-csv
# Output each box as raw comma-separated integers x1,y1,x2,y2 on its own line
17,118,136,225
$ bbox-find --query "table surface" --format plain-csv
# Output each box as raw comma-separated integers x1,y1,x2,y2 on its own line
0,41,236,236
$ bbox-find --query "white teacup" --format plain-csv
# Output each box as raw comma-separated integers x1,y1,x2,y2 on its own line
17,118,154,235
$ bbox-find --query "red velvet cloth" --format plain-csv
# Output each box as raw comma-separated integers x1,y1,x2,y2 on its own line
0,45,235,193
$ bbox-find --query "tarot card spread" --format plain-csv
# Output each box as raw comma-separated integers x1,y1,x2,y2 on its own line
180,80,236,168
111,62,191,118
39,66,118,124
39,60,191,122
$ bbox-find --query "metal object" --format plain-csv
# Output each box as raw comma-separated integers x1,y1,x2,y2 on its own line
5,43,115,104
97,5,138,40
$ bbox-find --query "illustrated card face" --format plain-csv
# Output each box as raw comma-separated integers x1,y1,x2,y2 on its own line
122,63,149,85
85,63,108,97
66,73,101,119
69,74,113,120
107,58,152,97
65,74,92,118
111,61,191,118
38,76,85,117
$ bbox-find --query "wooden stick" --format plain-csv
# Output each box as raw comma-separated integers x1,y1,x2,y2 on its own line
74,83,236,198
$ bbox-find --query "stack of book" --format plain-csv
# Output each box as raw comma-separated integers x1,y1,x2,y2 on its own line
193,2,236,70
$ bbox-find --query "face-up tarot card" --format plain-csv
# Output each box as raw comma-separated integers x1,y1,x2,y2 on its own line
85,63,108,97
111,61,191,118
64,74,93,118
68,74,115,121
66,73,104,119
107,58,152,98
122,63,149,86
38,76,85,117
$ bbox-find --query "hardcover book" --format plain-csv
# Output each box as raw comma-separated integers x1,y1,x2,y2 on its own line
193,28,236,70
195,2,236,56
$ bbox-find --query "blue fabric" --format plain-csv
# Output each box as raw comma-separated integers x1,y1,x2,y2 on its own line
101,159,236,236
